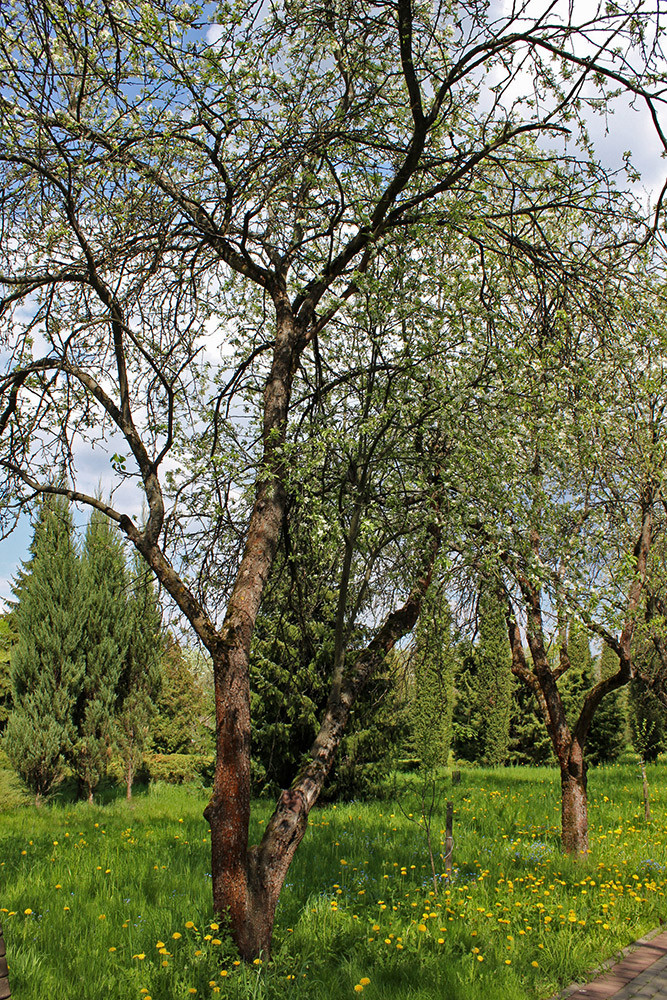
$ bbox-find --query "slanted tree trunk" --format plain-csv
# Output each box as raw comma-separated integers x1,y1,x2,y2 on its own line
0,922,10,1000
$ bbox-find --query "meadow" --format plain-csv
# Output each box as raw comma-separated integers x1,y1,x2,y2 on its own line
1,762,666,1000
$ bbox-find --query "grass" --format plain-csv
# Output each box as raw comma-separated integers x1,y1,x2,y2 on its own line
1,763,667,999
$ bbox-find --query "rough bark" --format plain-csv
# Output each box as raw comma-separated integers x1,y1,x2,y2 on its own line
560,746,589,854
0,922,9,1000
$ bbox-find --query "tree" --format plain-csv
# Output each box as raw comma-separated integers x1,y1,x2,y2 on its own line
476,587,513,766
68,509,131,801
409,588,456,771
1,0,665,958
151,639,210,755
113,551,164,799
0,614,16,733
5,496,84,803
587,646,628,766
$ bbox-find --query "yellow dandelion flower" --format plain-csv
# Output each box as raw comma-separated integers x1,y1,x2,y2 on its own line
354,987,364,994
210,923,219,931
531,961,539,968
417,924,427,932
172,932,182,940
185,921,196,929
108,947,117,953
132,953,146,960
360,978,370,986
24,908,33,915
211,938,222,946
220,971,228,977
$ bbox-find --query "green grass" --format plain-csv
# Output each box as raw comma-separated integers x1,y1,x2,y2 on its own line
1,764,667,999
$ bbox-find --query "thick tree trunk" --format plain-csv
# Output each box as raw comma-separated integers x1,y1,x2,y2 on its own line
560,750,588,855
0,921,10,999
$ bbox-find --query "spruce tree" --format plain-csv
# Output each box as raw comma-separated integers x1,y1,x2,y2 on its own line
0,614,16,733
5,496,84,802
113,552,164,798
69,509,131,802
587,645,627,765
476,587,512,766
410,590,456,770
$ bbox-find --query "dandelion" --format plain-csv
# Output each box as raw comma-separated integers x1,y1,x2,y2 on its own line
185,920,196,929
108,947,117,953
210,923,219,931
132,953,146,960
24,908,32,915
354,987,364,993
531,961,539,968
211,938,222,946
360,978,370,986
172,932,182,939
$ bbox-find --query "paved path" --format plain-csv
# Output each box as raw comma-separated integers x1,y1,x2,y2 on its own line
552,928,667,1000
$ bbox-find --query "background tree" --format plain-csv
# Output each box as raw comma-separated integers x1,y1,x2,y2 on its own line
68,509,131,802
151,639,210,756
5,496,83,803
1,0,665,958
409,588,456,771
0,614,16,733
476,586,513,766
113,551,164,799
587,646,628,766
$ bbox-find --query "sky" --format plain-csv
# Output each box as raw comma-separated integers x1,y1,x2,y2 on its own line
1,4,666,611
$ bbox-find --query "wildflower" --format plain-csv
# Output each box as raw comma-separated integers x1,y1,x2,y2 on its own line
24,909,32,915
211,939,222,946
108,947,117,953
210,923,219,931
354,987,364,994
172,932,182,940
531,961,539,968
185,921,196,929
360,978,370,986
132,953,146,960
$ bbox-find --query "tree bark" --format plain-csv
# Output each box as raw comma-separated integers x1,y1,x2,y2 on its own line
560,747,589,854
0,921,10,999
126,758,133,801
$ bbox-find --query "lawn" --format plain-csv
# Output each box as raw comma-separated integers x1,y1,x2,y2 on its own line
1,763,666,999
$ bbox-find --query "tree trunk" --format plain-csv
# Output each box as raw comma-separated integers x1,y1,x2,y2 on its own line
561,751,588,854
0,921,10,999
126,758,133,801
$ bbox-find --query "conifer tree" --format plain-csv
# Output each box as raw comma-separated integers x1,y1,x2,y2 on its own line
5,496,84,803
477,587,512,766
113,551,164,798
560,621,595,729
587,646,627,765
410,590,456,770
69,509,131,802
0,614,15,733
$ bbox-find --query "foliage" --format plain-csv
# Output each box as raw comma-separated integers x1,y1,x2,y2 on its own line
151,640,211,756
0,614,16,732
476,588,513,766
508,677,555,766
410,589,456,770
68,509,132,801
587,647,628,766
5,496,84,801
628,675,667,763
113,551,165,797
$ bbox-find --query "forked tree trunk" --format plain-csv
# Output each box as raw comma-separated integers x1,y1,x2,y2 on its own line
204,552,438,960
